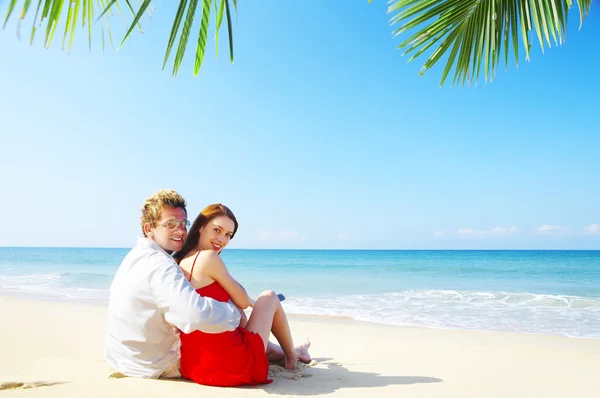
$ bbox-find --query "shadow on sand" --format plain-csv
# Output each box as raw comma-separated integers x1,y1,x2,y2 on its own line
262,357,442,395
144,357,442,395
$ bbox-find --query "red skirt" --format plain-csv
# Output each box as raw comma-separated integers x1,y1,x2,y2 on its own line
180,327,273,387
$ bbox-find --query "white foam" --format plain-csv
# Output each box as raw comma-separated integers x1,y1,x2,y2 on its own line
283,289,600,339
0,272,110,300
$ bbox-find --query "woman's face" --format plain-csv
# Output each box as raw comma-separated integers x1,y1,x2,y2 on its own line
199,215,235,253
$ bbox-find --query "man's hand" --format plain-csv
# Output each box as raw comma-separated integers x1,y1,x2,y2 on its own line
237,306,248,329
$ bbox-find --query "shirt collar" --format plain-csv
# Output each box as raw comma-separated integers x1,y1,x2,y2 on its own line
136,236,173,258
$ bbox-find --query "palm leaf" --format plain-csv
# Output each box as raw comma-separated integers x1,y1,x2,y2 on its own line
389,0,593,86
28,0,43,44
19,0,33,19
214,0,224,58
172,0,198,76
162,0,188,70
118,0,150,48
225,0,234,62
4,0,590,83
2,0,18,29
193,0,211,75
4,0,236,76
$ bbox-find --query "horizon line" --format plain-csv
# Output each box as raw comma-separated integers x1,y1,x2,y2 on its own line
1,246,599,251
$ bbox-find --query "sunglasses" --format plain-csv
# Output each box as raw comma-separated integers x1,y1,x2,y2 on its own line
157,219,191,230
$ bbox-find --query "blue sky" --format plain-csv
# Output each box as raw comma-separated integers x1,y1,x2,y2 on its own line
1,0,599,249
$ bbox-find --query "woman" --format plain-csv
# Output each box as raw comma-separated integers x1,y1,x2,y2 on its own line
173,204,311,387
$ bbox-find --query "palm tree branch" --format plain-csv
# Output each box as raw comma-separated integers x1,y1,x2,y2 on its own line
389,0,592,86
3,0,591,82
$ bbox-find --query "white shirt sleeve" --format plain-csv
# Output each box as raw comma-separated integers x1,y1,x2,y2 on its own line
150,259,241,334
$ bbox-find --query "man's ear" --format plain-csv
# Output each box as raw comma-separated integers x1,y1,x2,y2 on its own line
143,223,153,237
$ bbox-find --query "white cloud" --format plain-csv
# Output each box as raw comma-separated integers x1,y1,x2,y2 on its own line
434,230,444,237
335,232,352,240
537,225,566,233
583,224,600,235
488,226,519,234
457,226,518,237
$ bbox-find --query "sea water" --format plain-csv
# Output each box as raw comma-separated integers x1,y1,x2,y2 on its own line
1,248,599,339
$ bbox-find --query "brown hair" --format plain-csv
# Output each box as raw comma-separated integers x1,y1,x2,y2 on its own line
173,204,238,263
140,189,187,237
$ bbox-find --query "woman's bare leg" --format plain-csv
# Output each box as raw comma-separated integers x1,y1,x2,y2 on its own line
266,342,285,362
244,307,309,364
246,290,299,369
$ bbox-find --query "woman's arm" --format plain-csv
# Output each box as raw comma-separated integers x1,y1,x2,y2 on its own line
195,251,254,309
236,282,256,307
151,258,241,333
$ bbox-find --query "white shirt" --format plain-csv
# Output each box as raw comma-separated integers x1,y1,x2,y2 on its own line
105,237,240,378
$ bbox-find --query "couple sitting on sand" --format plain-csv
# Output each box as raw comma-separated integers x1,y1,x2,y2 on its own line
105,189,310,386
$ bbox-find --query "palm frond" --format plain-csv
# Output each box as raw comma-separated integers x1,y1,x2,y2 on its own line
2,0,115,51
389,0,592,86
2,0,236,76
5,0,590,83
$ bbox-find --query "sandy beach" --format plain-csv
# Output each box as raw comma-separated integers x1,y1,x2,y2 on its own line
1,296,598,397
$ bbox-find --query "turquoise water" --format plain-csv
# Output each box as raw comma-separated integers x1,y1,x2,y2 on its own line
1,248,599,338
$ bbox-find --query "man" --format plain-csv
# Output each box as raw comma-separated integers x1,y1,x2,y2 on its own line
105,189,241,378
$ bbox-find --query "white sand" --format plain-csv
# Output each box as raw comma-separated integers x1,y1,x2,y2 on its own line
1,296,599,397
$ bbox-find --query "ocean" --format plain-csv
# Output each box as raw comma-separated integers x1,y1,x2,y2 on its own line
1,248,599,339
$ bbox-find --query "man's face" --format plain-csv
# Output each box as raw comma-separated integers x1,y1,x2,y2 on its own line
147,207,188,254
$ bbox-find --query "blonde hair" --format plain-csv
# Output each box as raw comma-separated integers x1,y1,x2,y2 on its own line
140,189,187,237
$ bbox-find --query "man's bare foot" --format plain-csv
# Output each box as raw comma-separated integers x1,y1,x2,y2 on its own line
295,339,311,364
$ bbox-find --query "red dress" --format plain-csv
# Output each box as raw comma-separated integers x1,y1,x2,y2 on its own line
179,256,272,387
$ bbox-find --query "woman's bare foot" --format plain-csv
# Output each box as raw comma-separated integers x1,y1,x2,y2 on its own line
277,340,311,369
284,354,297,370
295,339,311,364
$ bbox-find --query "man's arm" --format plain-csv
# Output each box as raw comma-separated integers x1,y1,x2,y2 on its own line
151,260,241,334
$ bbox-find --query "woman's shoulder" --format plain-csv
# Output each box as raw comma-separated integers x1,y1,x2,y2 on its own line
178,250,215,266
178,251,196,267
179,251,218,287
193,250,225,273
196,249,220,260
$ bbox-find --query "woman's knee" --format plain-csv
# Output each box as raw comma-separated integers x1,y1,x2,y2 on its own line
258,290,277,300
259,290,277,298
